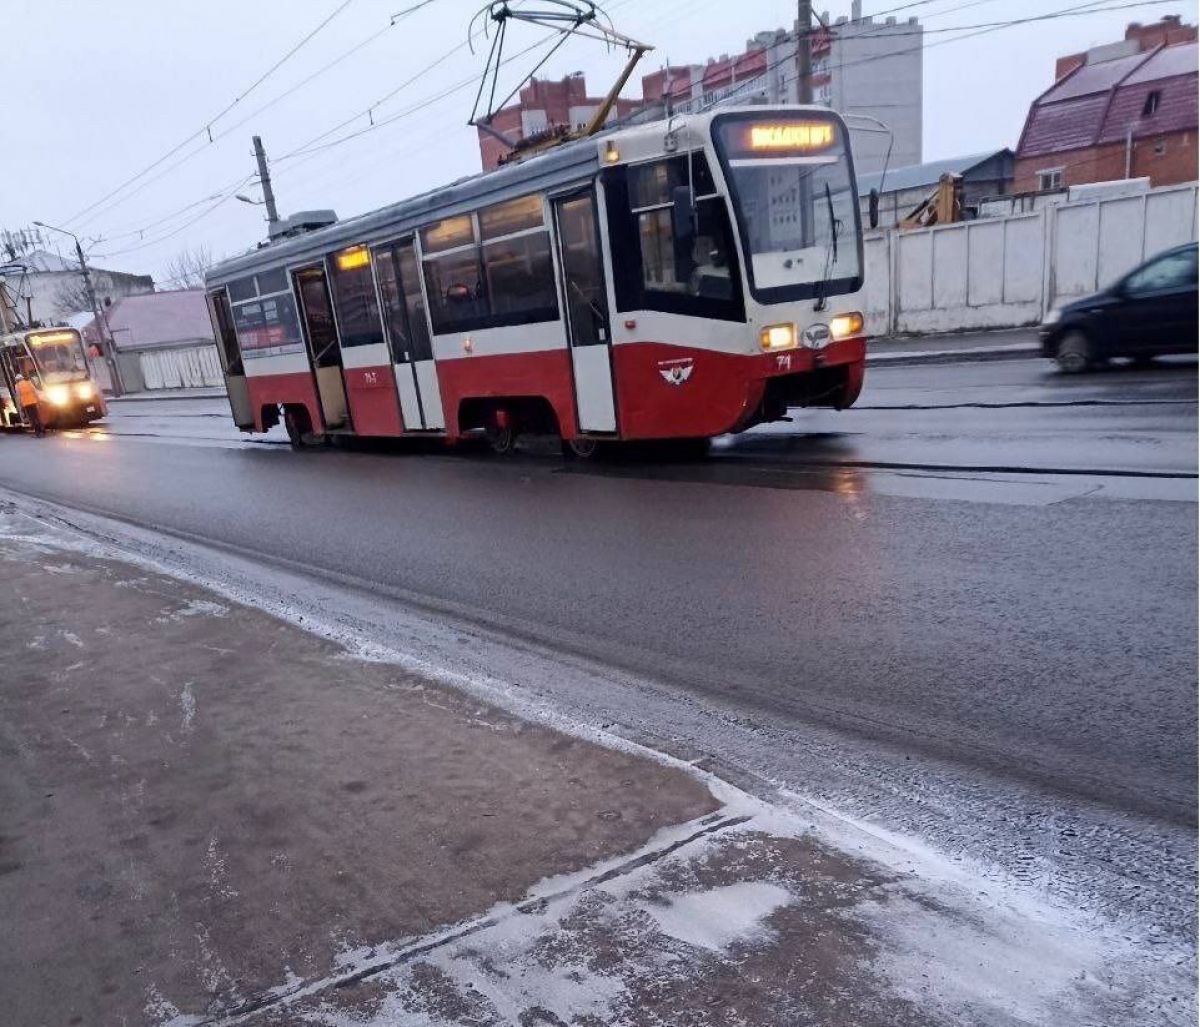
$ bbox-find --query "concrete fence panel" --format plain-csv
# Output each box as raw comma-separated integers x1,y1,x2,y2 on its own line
1097,196,1149,290
862,183,1196,338
862,233,892,335
1001,214,1043,305
1143,186,1199,258
967,220,1006,306
898,230,934,312
932,226,969,310
1052,202,1101,300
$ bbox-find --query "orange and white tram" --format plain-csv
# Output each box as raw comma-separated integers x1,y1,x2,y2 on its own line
205,106,868,454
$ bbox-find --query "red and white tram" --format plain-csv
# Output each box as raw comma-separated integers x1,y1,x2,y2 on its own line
205,106,868,454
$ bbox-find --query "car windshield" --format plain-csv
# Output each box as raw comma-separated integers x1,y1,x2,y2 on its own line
714,113,861,301
29,330,90,382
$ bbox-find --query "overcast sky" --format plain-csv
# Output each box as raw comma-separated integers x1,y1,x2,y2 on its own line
5,0,1193,283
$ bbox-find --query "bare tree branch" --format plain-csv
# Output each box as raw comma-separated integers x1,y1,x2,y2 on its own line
162,244,214,289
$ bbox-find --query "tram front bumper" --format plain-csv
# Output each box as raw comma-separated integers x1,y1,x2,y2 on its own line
743,335,867,425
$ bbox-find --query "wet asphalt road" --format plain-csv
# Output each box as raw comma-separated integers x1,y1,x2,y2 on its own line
0,358,1196,826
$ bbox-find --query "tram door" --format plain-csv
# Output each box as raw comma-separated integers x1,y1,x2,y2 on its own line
374,239,444,430
554,190,616,433
292,265,350,430
206,290,254,429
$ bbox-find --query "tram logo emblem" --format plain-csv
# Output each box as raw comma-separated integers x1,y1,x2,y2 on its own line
658,358,694,386
804,324,832,348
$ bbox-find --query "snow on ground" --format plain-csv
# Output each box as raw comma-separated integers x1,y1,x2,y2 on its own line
1,497,1194,1027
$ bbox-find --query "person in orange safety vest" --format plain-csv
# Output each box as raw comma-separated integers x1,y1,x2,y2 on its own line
14,375,45,437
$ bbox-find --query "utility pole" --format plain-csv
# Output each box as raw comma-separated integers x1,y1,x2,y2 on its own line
33,220,125,396
797,0,813,104
252,136,281,231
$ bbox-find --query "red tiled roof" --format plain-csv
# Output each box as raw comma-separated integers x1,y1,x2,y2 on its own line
1020,94,1114,156
1099,68,1198,142
1018,42,1198,159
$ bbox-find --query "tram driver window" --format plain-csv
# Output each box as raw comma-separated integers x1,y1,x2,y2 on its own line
608,155,744,321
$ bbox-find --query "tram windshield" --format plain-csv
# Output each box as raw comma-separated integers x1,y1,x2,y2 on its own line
714,112,861,302
28,329,90,382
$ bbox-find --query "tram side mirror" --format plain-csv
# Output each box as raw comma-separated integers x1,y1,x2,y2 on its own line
868,189,880,230
672,186,696,247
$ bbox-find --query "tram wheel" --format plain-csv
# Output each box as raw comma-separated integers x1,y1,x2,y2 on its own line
486,423,517,455
283,407,321,449
563,437,601,460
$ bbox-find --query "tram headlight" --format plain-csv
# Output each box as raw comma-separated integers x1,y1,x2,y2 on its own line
829,312,865,340
45,384,71,407
760,323,797,351
74,382,95,400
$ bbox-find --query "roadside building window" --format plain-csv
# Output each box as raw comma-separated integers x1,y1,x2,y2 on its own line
1142,90,1161,117
1038,168,1064,191
328,245,385,348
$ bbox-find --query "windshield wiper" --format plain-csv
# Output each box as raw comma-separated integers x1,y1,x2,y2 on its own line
814,183,840,312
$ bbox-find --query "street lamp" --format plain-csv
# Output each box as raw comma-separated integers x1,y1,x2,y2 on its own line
235,194,265,206
32,219,125,396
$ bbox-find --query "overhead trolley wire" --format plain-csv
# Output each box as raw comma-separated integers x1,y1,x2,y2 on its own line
62,0,361,231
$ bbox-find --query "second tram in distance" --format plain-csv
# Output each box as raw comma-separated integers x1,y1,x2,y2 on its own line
205,105,868,455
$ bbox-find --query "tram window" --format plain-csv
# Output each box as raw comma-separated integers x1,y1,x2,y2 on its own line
607,157,743,320
628,154,718,209
421,215,475,254
231,293,304,358
481,231,558,325
328,246,385,348
256,269,287,295
424,248,487,334
208,291,244,376
480,195,544,240
376,241,433,363
398,244,432,361
228,276,257,303
375,247,409,362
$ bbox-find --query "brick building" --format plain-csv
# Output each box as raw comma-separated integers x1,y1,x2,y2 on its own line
1015,17,1198,193
476,2,923,174
475,74,640,170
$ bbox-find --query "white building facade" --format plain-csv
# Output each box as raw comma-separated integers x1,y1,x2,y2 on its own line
646,2,923,175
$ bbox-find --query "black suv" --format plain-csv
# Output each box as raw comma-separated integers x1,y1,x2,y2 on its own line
1040,241,1198,373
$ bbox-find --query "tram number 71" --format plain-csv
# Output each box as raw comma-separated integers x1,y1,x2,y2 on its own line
361,370,379,386
775,354,792,371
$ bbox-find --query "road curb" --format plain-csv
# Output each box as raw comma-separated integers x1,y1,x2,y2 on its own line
107,390,228,403
867,344,1041,367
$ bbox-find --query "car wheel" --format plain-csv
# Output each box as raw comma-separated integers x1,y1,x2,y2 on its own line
1056,331,1092,374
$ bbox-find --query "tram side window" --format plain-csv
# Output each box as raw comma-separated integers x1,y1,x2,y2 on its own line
231,292,303,358
207,291,244,376
422,215,487,334
328,245,385,348
480,195,559,326
605,155,744,322
376,241,433,364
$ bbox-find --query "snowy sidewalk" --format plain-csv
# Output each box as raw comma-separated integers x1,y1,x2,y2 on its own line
0,498,1188,1026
